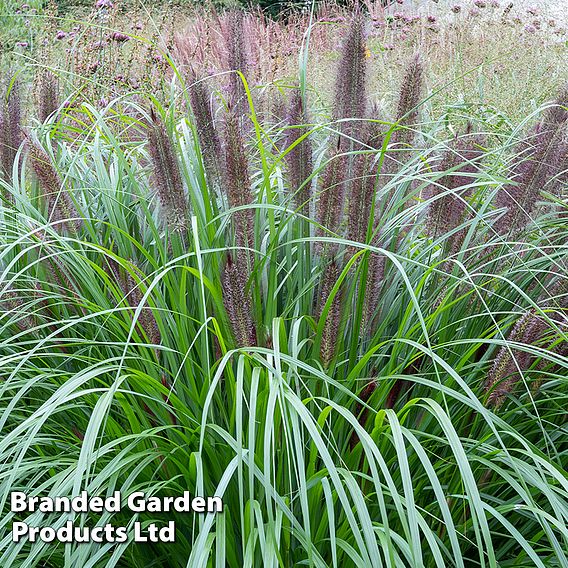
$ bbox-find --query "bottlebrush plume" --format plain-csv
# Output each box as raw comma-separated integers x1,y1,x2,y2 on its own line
485,309,549,407
332,11,368,143
146,107,189,233
346,117,384,251
315,148,348,256
385,53,425,176
27,138,81,233
120,262,162,353
38,70,59,123
285,89,313,214
0,73,23,186
1,286,36,333
222,105,255,263
225,11,248,114
393,53,424,146
187,69,223,186
319,259,342,367
221,253,256,347
427,127,485,255
361,249,386,335
495,86,568,235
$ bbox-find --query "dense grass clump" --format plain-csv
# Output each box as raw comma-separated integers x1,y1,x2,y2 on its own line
0,7,567,568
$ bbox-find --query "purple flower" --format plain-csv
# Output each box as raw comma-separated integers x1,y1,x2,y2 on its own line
469,7,480,16
527,6,539,16
490,0,499,6
451,4,462,13
21,3,29,9
111,31,130,42
524,24,537,33
474,0,486,7
15,41,28,48
96,0,113,7
427,15,437,23
55,30,67,40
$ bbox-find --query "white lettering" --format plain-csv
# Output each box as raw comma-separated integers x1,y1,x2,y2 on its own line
10,492,28,512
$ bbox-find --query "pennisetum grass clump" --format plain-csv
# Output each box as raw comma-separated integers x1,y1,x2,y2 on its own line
146,107,189,234
2,9,568,567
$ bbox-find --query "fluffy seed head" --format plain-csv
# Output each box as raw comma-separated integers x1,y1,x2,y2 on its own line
27,138,81,233
393,53,425,147
495,85,568,235
225,11,248,114
333,11,368,143
147,108,189,233
38,70,60,123
222,106,255,262
427,128,485,250
285,89,313,214
221,253,256,347
187,69,223,186
319,259,342,367
315,148,348,256
486,310,549,407
0,73,23,184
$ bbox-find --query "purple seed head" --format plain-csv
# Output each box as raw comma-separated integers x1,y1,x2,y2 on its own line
486,309,549,407
146,107,189,233
187,69,223,186
38,70,59,123
332,11,368,142
0,73,23,185
318,259,343,367
285,89,313,214
221,253,256,347
26,138,81,233
224,11,248,114
222,105,255,260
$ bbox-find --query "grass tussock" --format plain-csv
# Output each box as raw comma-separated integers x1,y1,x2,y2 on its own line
0,3,567,567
